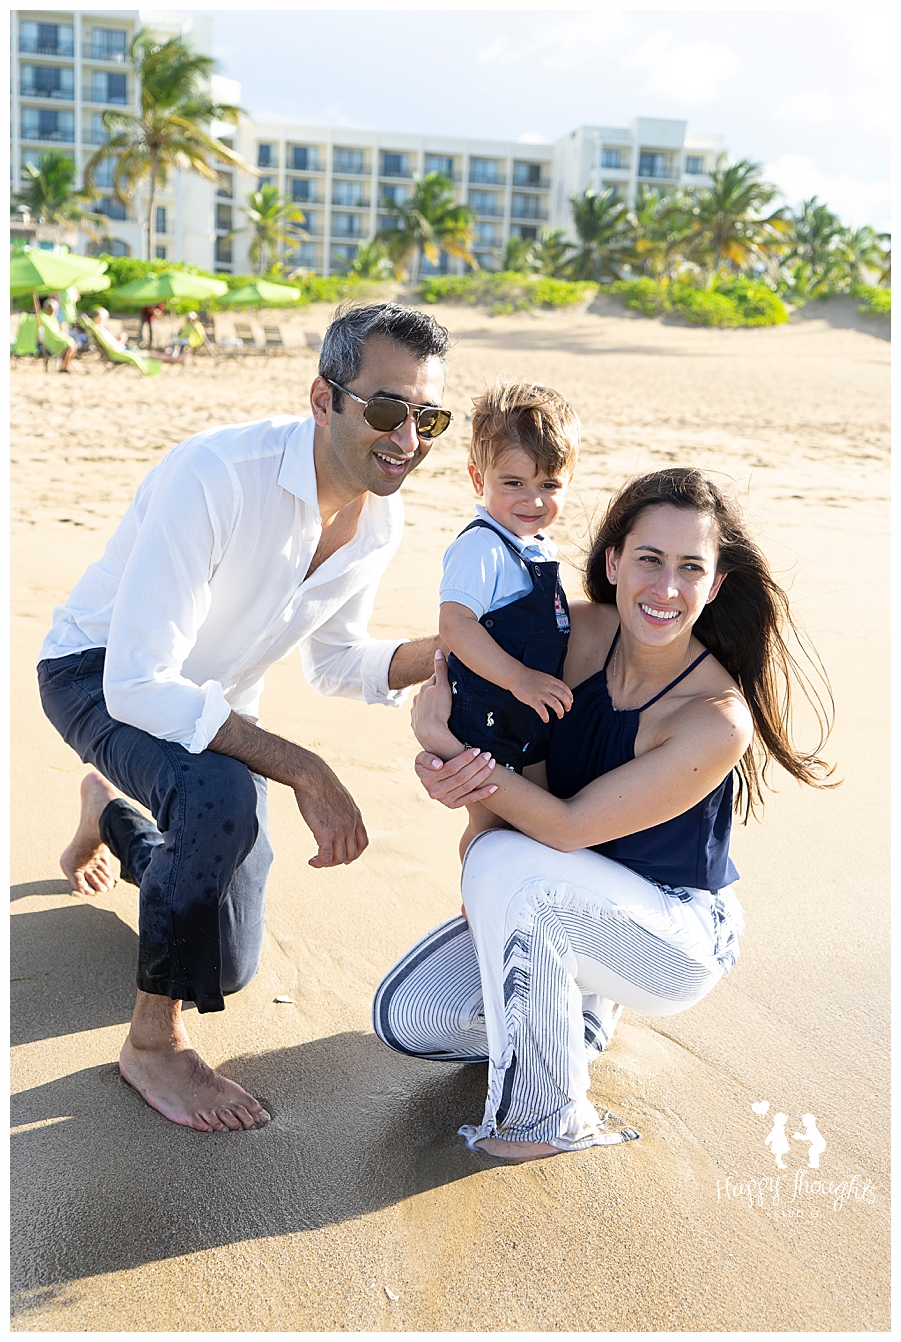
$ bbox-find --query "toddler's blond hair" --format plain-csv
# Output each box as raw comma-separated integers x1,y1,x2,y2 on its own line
469,381,580,478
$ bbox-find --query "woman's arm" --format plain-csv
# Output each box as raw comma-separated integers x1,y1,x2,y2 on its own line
416,653,752,849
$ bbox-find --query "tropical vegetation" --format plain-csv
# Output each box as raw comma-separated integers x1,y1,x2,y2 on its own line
12,150,110,240
83,29,244,261
376,173,476,284
235,184,307,274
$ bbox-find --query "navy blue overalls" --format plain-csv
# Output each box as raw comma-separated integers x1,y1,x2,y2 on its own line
446,517,570,772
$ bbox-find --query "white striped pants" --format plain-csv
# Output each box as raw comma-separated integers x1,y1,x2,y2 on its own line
373,830,743,1151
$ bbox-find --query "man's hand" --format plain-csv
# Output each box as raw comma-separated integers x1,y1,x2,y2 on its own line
509,666,573,723
293,755,368,868
208,710,368,868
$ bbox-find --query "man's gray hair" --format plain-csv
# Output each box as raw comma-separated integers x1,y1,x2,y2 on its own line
319,302,451,411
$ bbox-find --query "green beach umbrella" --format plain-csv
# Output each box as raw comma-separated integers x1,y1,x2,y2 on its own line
218,279,302,308
10,247,108,298
106,269,229,304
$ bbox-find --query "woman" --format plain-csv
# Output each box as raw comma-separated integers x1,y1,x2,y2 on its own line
373,468,834,1162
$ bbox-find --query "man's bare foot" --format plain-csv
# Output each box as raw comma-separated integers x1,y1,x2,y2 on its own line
60,770,120,894
474,1138,563,1163
119,1031,271,1134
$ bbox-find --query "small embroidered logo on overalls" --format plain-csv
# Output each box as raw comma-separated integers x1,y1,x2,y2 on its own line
451,680,457,695
486,711,494,727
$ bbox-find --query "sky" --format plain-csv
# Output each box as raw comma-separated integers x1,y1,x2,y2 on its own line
188,6,890,229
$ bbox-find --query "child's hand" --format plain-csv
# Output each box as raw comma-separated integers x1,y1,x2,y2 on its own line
510,667,573,723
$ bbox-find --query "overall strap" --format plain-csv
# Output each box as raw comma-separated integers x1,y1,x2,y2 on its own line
457,517,538,567
640,649,711,711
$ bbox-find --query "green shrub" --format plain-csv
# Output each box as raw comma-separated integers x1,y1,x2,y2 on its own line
417,271,597,312
606,275,788,326
851,282,891,317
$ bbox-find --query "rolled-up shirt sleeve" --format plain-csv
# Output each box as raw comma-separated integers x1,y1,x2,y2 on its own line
299,578,409,707
102,446,237,751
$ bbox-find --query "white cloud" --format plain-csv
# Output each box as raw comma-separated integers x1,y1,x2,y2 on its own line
622,29,743,106
773,90,834,126
476,13,637,75
763,153,889,230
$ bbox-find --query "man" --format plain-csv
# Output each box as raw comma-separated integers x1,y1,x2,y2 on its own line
38,303,452,1134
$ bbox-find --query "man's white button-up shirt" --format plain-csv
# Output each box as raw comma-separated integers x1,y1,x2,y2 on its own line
40,415,409,752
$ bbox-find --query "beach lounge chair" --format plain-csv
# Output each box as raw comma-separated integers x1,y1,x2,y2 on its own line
79,315,162,376
12,313,39,362
304,331,322,351
232,320,267,354
262,323,287,353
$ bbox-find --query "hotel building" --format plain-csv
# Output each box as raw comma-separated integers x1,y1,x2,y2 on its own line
10,9,724,276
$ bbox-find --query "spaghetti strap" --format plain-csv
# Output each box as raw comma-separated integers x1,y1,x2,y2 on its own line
640,648,711,711
602,626,620,672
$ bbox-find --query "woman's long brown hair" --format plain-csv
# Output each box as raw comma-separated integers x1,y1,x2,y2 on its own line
584,468,837,820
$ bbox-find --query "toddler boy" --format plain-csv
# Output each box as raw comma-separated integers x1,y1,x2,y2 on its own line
439,382,580,852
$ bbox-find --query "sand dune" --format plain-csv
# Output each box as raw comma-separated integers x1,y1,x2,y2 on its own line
10,301,889,1330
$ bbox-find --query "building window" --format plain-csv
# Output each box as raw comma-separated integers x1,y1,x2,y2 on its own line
332,179,366,207
289,241,319,269
97,195,128,220
155,245,167,260
155,206,167,235
88,236,129,257
19,21,74,56
601,148,623,170
331,212,364,239
215,204,232,232
302,211,320,236
421,250,449,275
289,177,316,203
380,184,408,207
513,161,542,187
638,151,670,179
473,251,499,273
87,113,109,146
470,190,499,217
425,154,454,178
91,156,117,189
216,171,233,198
511,193,543,220
257,143,276,168
289,145,318,171
330,243,359,270
470,157,500,185
20,64,75,100
215,237,233,264
381,152,410,178
91,71,128,104
89,28,128,62
256,176,275,191
377,215,400,232
334,148,364,174
685,155,705,175
511,224,538,241
21,108,75,142
475,221,499,246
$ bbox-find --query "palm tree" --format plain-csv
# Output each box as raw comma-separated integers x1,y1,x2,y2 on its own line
569,188,629,280
839,224,890,286
84,29,245,261
691,156,787,275
347,238,394,279
780,197,848,298
495,234,540,273
623,186,699,279
238,185,307,274
376,173,475,284
530,228,577,278
12,150,109,240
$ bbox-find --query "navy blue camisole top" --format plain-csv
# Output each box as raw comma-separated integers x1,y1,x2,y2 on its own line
546,629,739,891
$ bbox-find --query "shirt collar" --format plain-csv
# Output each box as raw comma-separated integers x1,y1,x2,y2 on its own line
277,415,320,516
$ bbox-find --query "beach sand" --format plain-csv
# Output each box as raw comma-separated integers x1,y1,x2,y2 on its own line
10,299,889,1331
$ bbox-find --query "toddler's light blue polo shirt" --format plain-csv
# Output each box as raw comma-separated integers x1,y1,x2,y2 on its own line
439,503,558,619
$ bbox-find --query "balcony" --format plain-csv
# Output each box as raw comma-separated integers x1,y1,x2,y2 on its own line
332,195,369,208
637,154,675,181
21,124,75,143
333,156,368,176
381,163,413,179
512,174,550,190
511,206,548,221
84,83,129,106
83,128,111,145
83,41,130,63
470,204,504,218
19,36,74,57
20,80,74,100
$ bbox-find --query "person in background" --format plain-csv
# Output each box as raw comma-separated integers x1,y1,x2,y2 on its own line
140,302,165,347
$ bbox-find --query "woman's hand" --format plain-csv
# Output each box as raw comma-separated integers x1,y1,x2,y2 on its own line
411,649,463,758
415,748,497,810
